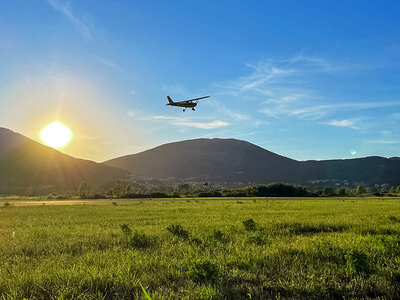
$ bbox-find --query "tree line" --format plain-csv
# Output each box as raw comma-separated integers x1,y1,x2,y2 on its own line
75,181,400,199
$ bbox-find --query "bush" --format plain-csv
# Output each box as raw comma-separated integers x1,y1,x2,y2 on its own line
248,231,266,245
205,229,225,243
388,215,400,223
243,219,257,231
187,259,219,284
86,194,106,199
122,192,174,199
345,249,369,274
167,224,190,240
47,193,58,199
211,229,224,241
128,231,150,248
121,224,132,236
120,224,150,249
55,195,67,200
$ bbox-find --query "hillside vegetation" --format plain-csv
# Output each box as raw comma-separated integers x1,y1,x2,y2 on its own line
104,138,400,186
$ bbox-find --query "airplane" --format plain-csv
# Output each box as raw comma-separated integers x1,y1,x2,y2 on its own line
166,95,210,111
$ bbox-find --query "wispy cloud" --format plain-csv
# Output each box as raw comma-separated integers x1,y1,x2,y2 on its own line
139,114,229,130
217,54,400,128
174,120,228,129
320,119,358,129
240,66,295,91
47,0,91,38
260,100,400,121
152,115,181,121
282,54,344,72
220,55,341,98
90,54,127,73
365,139,400,144
212,102,249,121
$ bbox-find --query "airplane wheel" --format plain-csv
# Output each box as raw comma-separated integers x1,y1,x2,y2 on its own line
192,108,195,111
183,109,185,112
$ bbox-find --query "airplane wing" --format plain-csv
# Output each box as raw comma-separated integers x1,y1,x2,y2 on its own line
185,96,210,102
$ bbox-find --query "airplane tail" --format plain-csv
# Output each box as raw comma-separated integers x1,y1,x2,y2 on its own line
167,96,174,105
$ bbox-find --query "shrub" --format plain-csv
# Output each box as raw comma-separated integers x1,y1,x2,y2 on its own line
86,194,106,199
47,193,58,199
187,259,219,284
248,231,266,245
345,249,369,274
189,237,203,245
211,229,224,241
120,224,150,249
3,202,11,207
388,215,400,223
243,219,257,231
128,231,150,248
204,229,225,243
122,192,174,199
121,224,132,236
167,224,190,240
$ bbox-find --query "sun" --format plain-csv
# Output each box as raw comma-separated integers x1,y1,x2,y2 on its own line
40,122,72,148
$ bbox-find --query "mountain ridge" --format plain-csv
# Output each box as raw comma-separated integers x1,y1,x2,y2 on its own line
104,138,400,186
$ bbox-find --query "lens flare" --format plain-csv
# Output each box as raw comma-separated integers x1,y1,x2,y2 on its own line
351,149,357,155
40,122,72,148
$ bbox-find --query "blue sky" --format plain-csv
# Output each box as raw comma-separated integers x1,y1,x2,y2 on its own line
1,0,400,161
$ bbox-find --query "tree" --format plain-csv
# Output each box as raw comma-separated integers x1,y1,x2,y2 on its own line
125,184,134,195
388,186,396,195
112,180,126,198
322,187,336,197
355,185,365,196
337,188,347,196
178,184,190,194
365,187,374,196
78,182,91,199
25,186,35,197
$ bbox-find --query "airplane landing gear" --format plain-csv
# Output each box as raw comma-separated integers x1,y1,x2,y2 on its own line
183,108,186,112
192,108,195,111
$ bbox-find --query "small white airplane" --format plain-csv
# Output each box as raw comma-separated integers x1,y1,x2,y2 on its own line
166,95,210,111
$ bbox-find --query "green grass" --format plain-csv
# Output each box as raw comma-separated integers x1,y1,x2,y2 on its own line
1,197,400,299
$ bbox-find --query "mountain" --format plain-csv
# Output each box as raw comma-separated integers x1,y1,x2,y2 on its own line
104,138,400,186
0,128,130,194
299,156,400,186
105,138,299,183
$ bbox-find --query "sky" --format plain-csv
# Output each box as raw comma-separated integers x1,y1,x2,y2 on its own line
1,0,400,162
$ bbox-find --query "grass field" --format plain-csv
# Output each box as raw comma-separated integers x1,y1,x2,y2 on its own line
1,197,400,299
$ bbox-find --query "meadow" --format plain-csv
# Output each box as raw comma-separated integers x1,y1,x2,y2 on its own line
1,197,400,299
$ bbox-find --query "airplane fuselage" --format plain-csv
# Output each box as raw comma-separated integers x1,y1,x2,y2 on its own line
167,102,197,108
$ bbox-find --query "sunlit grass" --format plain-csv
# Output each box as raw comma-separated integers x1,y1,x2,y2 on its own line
1,198,400,299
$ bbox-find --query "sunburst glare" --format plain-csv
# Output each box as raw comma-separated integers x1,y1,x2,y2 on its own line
40,122,72,148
